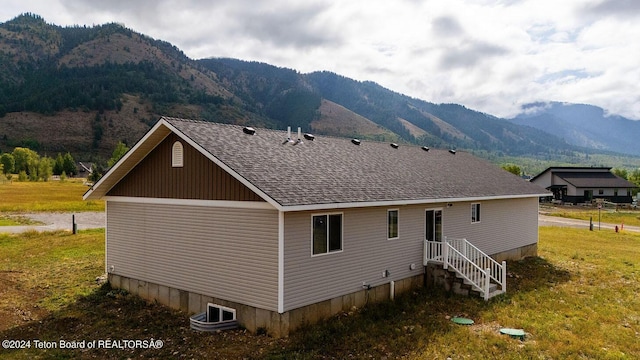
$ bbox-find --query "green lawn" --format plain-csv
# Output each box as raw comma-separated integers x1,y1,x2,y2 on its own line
1,226,639,359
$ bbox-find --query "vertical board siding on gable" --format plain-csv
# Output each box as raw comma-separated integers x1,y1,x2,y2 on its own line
107,201,279,311
283,206,426,312
444,197,539,256
108,133,264,201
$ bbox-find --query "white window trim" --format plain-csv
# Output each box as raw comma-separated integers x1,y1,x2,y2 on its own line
206,303,236,323
471,203,481,224
310,212,344,257
172,141,184,168
425,207,443,242
387,208,399,240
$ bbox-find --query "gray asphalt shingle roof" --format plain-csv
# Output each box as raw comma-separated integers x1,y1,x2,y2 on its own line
555,171,636,188
164,117,547,208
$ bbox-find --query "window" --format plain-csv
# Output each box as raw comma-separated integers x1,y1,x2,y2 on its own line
471,203,481,223
312,213,343,255
387,209,399,239
598,189,604,195
206,303,236,323
172,141,184,167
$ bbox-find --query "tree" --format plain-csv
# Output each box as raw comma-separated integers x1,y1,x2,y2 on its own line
629,168,640,196
88,162,104,183
107,141,129,168
12,147,39,174
38,156,53,181
612,168,628,180
62,152,76,176
501,164,522,176
53,153,64,175
0,153,15,174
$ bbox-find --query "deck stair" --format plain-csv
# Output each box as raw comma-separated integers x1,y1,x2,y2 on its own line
424,237,506,300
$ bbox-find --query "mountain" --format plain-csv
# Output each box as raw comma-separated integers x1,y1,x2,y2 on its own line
199,59,577,156
0,13,579,162
510,102,640,156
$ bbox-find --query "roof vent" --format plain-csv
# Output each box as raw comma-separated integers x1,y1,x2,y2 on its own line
421,146,430,152
449,149,456,154
293,127,303,146
303,133,315,141
351,139,361,146
282,126,294,145
242,126,256,135
390,143,399,149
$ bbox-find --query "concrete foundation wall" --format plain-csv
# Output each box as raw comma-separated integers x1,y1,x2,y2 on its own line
109,272,424,338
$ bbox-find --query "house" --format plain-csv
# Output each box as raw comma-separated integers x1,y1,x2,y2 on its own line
531,167,637,204
84,117,548,337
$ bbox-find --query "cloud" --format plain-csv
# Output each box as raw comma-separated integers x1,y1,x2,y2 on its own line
432,16,465,37
1,0,639,120
438,40,509,69
235,2,340,48
580,0,640,19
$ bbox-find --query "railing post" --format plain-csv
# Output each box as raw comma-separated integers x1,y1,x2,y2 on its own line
484,268,491,301
443,241,449,270
462,238,467,258
423,240,428,266
501,261,507,293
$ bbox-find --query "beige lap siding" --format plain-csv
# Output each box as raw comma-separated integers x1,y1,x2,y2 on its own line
443,197,539,256
106,201,279,311
283,205,427,312
282,197,539,312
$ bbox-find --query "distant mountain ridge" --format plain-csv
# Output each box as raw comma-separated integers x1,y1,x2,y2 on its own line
510,102,640,156
0,13,633,162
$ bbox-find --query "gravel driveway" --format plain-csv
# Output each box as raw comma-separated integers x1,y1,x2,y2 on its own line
2,212,638,234
0,212,105,234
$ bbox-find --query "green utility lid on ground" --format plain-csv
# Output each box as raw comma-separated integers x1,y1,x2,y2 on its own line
500,328,526,339
451,317,474,325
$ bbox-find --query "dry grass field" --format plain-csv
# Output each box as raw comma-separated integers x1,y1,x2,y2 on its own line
0,225,638,359
0,180,104,213
1,184,638,359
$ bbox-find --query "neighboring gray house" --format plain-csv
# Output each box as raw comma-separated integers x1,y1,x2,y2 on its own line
531,167,637,204
84,117,548,336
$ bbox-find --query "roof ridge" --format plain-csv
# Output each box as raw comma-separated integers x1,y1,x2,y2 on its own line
161,116,457,152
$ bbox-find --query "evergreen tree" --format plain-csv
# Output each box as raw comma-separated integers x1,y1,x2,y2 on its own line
53,153,64,175
88,162,104,183
0,153,15,175
62,152,76,176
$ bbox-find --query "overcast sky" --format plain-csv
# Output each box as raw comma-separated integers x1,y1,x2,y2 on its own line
2,0,639,120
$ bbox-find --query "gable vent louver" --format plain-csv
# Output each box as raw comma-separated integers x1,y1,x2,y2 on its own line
351,139,361,146
390,143,399,149
242,126,256,135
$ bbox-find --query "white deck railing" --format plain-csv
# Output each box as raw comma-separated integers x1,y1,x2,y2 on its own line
424,236,506,300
